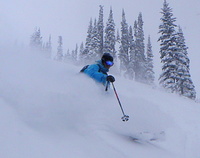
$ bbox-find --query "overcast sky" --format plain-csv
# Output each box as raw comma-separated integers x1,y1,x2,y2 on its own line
1,0,199,50
0,0,162,48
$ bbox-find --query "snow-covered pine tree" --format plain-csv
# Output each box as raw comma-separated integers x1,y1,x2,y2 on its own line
175,26,196,99
97,5,104,57
83,18,94,64
127,26,135,80
134,12,146,82
119,9,129,74
71,44,78,65
91,19,99,61
145,35,155,85
44,35,52,58
158,0,178,92
63,49,71,63
79,42,85,65
30,27,43,51
56,36,63,61
104,7,116,59
116,29,121,63
133,21,140,81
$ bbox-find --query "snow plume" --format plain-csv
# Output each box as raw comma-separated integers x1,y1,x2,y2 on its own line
0,46,108,132
1,46,200,158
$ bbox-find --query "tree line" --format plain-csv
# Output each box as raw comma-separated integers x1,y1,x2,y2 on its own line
29,0,196,99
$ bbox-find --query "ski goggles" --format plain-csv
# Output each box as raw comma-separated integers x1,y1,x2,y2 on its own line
105,60,114,66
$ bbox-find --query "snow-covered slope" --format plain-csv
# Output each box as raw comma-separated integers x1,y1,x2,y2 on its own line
1,0,200,157
0,48,200,158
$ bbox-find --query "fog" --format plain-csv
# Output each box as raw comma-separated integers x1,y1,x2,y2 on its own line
1,0,200,95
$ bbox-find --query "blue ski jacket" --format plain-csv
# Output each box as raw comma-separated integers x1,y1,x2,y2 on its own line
83,60,109,85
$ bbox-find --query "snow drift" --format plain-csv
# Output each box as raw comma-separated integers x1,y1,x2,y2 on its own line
0,47,200,158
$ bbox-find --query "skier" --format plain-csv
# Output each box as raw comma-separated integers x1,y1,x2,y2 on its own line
81,53,115,86
81,53,129,122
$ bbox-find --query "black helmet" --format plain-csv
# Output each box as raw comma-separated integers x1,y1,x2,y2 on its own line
101,53,113,62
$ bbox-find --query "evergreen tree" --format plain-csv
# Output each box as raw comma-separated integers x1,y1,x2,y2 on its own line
83,19,94,64
56,36,63,61
158,0,178,92
97,5,104,57
175,26,196,99
127,26,135,80
71,44,78,64
133,20,139,76
91,19,99,60
63,49,71,63
30,27,42,51
104,7,116,59
159,0,196,99
134,13,146,82
79,42,85,65
44,35,52,58
119,9,129,73
145,36,155,85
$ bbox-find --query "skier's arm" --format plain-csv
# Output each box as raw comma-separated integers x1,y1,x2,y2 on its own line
84,64,107,84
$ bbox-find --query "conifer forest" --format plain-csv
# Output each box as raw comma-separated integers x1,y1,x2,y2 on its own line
29,0,196,99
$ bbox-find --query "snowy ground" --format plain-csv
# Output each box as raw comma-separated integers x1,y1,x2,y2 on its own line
1,47,200,158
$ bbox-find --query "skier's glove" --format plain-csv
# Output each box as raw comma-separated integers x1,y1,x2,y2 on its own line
107,75,115,82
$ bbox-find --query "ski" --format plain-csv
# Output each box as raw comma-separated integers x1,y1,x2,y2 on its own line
127,131,165,143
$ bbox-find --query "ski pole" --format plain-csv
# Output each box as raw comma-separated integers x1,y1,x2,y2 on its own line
105,81,109,91
111,82,129,121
